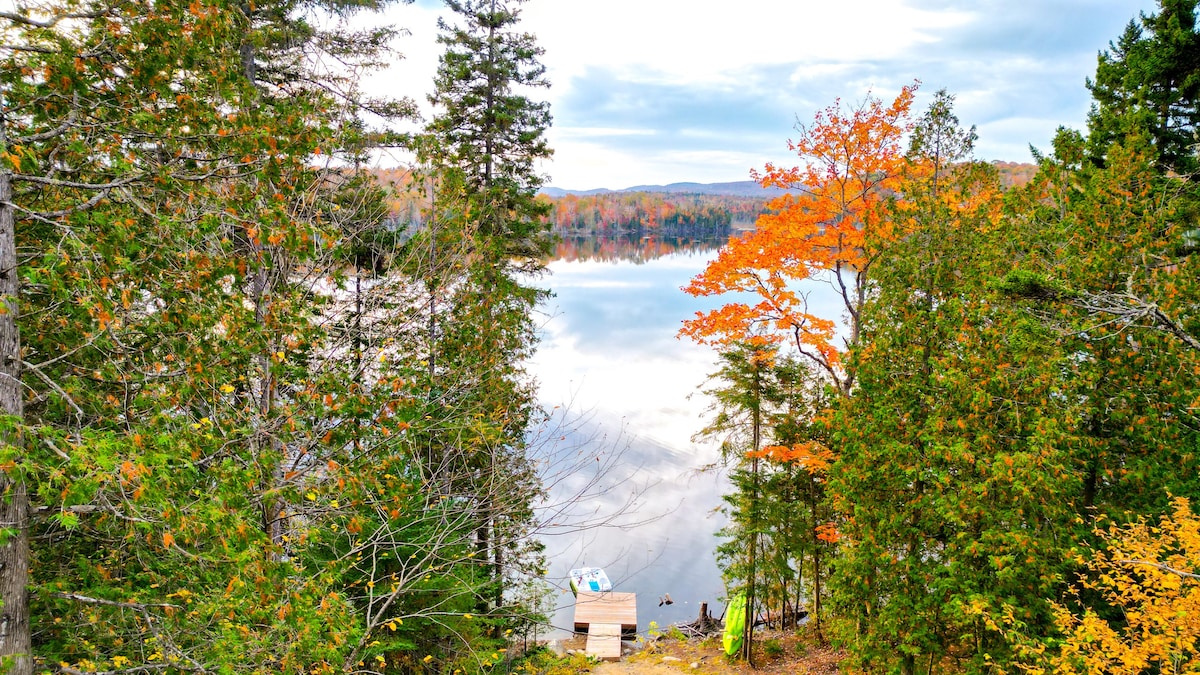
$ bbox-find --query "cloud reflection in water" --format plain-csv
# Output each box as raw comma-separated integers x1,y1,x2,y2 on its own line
525,238,852,635
527,247,734,634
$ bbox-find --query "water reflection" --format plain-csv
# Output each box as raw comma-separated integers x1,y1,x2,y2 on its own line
550,234,729,264
527,235,854,638
528,239,735,635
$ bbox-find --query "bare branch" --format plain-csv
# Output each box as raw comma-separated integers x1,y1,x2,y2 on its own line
1114,559,1200,580
14,96,80,144
22,359,85,420
4,188,111,222
53,592,181,611
1072,287,1200,353
33,503,154,524
0,43,58,54
52,665,172,675
0,10,104,28
11,173,142,190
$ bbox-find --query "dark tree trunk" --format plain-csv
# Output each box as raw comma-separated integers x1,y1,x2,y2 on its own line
742,360,762,665
0,112,31,674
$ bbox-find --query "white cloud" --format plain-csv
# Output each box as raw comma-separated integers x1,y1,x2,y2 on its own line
523,1,973,87
555,127,657,138
377,0,1163,188
544,135,770,189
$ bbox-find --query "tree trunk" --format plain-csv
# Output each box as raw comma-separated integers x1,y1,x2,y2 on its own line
492,519,504,638
236,6,286,552
0,111,32,675
813,540,822,639
475,508,490,614
742,358,762,664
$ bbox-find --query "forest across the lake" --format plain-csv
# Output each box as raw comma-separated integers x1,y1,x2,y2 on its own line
374,161,1040,241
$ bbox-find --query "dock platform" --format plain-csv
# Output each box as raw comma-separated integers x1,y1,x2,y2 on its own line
573,591,637,661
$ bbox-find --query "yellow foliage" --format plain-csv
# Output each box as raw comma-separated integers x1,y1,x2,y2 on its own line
1052,497,1200,674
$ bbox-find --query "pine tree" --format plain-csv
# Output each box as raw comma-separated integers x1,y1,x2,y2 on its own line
1,0,421,670
414,0,553,638
421,0,552,266
700,343,834,654
1086,0,1200,174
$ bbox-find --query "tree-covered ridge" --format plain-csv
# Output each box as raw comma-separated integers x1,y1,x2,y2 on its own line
539,165,1036,238
992,160,1039,187
542,192,762,235
375,167,1037,242
541,163,1036,237
373,178,757,240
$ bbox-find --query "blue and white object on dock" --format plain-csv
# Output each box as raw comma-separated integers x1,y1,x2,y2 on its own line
569,567,612,595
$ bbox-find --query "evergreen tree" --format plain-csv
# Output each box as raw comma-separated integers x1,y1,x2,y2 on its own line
413,0,553,639
698,342,774,663
700,343,834,654
0,0,431,670
422,0,553,267
828,93,1078,673
1087,0,1200,174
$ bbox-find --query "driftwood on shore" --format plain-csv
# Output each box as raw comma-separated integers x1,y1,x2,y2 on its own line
755,601,809,630
668,602,722,639
666,601,810,640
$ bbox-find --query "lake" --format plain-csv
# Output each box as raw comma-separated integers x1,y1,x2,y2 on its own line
525,236,735,637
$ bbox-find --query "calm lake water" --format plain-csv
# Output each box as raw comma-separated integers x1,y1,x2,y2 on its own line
526,237,735,636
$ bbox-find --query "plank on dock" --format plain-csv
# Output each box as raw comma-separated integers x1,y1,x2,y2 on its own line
585,622,622,661
573,591,637,634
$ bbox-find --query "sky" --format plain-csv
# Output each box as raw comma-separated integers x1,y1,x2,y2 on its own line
374,0,1160,191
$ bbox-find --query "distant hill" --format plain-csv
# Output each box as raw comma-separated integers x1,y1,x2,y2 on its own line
992,161,1038,188
538,186,611,197
541,180,798,198
538,163,1040,238
379,164,1040,230
543,163,1037,197
542,190,767,237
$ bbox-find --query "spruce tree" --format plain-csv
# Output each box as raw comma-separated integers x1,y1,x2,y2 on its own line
415,0,553,638
422,0,552,267
1087,0,1200,174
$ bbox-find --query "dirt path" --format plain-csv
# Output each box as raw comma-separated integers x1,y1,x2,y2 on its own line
592,662,690,674
578,630,842,675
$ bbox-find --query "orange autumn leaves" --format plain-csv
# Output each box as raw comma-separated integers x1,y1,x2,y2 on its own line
680,84,919,391
680,84,1005,553
749,438,833,467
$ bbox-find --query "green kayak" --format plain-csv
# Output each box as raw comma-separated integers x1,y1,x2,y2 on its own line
722,593,746,656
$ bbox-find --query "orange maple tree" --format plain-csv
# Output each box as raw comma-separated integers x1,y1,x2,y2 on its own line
679,84,919,396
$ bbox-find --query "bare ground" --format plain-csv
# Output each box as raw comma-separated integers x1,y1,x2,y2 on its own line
562,629,843,674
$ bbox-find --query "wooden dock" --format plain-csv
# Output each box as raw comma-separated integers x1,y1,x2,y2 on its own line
573,591,637,661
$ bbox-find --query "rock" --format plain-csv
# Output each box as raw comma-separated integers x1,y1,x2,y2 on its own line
660,656,682,663
690,663,700,669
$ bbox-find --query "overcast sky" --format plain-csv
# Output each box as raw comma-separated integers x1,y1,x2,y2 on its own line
374,0,1160,191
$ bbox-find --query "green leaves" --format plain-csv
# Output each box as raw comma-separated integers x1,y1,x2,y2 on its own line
825,94,1083,671
2,0,538,671
822,19,1200,669
421,0,554,268
994,270,1077,302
